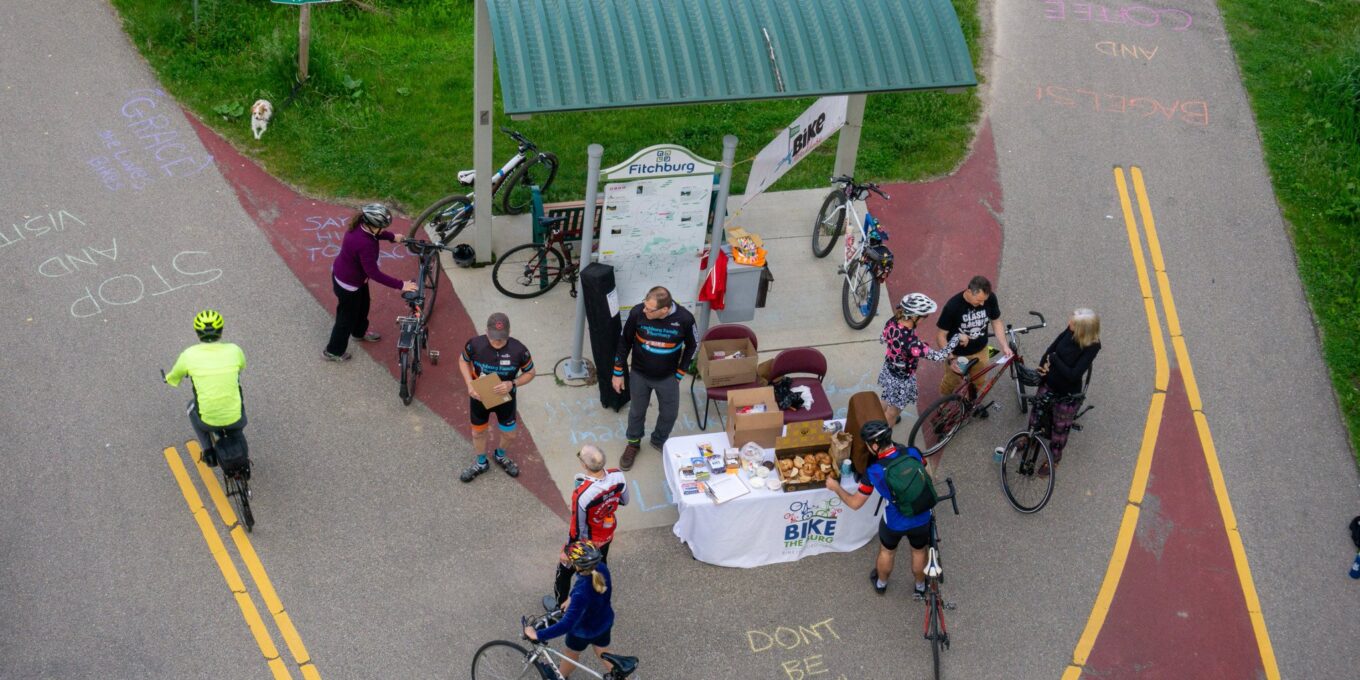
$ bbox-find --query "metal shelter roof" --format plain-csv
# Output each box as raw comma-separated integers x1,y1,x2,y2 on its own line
484,0,977,115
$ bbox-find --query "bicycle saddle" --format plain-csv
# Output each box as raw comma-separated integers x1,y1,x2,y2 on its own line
539,215,569,228
925,547,943,579
457,169,476,186
600,653,638,677
402,290,422,303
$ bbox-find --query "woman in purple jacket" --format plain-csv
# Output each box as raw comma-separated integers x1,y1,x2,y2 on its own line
323,204,417,361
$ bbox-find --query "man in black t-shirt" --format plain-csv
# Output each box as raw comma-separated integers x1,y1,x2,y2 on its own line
935,275,1012,398
458,312,536,482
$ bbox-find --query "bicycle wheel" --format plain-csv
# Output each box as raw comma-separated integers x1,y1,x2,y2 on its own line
409,193,473,245
909,394,969,457
492,243,566,299
928,589,942,680
501,152,559,215
811,190,847,258
420,254,442,321
1000,431,1054,513
398,350,414,406
228,476,254,532
471,640,534,680
841,259,879,330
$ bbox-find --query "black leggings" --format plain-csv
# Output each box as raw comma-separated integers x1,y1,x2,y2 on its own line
326,279,371,356
553,540,611,606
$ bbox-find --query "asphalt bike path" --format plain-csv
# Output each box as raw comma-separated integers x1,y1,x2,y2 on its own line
988,1,1359,678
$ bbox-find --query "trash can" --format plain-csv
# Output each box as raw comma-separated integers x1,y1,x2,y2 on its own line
716,260,763,323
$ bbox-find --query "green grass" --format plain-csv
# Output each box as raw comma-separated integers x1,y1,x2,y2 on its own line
109,0,981,216
1219,1,1360,461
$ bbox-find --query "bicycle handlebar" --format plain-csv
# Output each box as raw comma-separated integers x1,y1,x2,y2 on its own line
404,238,455,253
828,176,890,200
937,477,960,516
500,127,536,150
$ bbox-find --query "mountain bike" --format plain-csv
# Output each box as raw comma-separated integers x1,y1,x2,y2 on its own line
395,239,453,405
490,215,588,298
408,128,559,246
999,389,1094,513
811,175,894,329
908,312,1048,457
471,612,640,680
162,372,254,531
922,478,959,680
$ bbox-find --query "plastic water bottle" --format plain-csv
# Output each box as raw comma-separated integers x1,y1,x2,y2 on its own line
993,446,1005,464
840,459,854,485
1350,551,1360,579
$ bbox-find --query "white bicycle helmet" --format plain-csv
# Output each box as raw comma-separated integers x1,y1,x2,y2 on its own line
898,292,938,317
359,203,392,229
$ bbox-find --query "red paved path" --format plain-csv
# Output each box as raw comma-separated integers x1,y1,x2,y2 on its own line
185,113,567,520
1081,369,1264,678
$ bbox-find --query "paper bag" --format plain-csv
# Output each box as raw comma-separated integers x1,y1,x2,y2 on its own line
828,432,853,479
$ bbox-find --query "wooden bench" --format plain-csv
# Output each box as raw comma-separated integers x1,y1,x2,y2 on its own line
531,187,602,245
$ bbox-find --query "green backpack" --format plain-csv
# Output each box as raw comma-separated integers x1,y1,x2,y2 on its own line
881,447,938,517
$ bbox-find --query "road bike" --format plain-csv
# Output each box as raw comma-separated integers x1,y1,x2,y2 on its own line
471,612,640,680
811,175,895,329
408,128,558,247
162,372,254,531
490,215,590,299
998,387,1094,513
908,312,1048,457
922,478,959,680
396,239,453,405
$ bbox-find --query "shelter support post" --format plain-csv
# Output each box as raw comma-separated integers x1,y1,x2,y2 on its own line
696,135,740,341
832,94,867,179
564,144,605,380
473,0,494,262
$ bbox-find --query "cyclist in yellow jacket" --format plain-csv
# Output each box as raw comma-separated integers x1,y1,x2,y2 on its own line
165,310,246,466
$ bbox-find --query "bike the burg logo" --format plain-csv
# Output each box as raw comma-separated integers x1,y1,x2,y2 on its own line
783,498,843,548
787,112,827,161
626,149,697,176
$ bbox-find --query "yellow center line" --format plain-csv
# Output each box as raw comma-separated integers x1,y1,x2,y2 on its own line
186,442,322,677
1062,169,1280,679
163,446,294,680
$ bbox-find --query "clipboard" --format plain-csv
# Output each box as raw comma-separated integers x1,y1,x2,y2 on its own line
471,373,512,407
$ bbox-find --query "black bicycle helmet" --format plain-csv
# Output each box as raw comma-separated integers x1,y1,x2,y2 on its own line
359,203,392,230
564,541,603,571
859,420,893,447
452,243,476,268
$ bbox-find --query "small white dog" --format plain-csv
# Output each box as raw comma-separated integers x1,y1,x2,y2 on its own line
250,99,273,140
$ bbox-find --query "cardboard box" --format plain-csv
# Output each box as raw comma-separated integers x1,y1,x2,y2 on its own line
697,338,758,388
471,373,512,407
774,445,836,492
725,386,784,448
845,391,887,476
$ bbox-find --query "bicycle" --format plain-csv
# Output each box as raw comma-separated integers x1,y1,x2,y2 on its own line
810,175,895,329
471,612,640,680
998,387,1094,513
490,215,588,299
395,239,454,405
921,478,959,680
409,128,559,246
162,372,254,532
908,312,1049,457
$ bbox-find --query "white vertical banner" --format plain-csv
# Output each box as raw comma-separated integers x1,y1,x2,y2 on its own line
742,96,849,206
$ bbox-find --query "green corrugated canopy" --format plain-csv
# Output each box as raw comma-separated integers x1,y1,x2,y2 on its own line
484,0,977,115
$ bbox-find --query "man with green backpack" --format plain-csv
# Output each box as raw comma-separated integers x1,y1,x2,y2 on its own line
826,420,937,597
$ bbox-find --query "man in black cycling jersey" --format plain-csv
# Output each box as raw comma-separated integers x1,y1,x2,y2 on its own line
458,312,535,482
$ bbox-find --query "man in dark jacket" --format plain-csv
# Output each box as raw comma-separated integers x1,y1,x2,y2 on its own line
611,286,697,470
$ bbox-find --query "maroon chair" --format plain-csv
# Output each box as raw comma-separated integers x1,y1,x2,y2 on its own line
691,324,761,430
768,347,834,423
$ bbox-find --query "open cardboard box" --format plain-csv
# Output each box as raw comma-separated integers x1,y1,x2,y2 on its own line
697,338,758,388
726,386,784,448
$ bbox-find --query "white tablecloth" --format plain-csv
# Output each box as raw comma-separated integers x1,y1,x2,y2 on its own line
662,427,883,568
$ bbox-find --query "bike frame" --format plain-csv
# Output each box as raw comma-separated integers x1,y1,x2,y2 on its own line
836,194,870,282
526,644,615,680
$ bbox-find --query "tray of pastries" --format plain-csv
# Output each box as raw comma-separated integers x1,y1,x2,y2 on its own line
773,445,838,492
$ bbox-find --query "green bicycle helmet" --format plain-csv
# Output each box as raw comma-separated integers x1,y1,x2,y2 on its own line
193,309,224,342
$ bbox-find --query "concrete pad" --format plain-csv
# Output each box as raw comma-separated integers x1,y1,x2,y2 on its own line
440,187,897,533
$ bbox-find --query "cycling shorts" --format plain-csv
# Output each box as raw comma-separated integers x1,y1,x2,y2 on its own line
565,627,611,652
470,397,517,431
879,519,930,551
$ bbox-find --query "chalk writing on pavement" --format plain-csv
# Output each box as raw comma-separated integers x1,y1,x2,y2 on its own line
87,89,214,192
746,618,851,680
1043,1,1193,32
1036,84,1209,126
